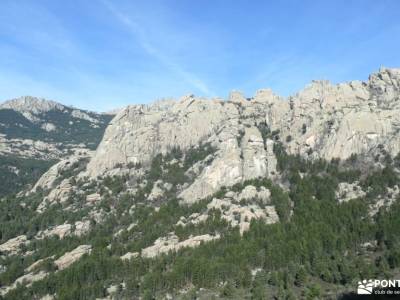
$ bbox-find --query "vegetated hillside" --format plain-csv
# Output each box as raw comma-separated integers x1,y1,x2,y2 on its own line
0,96,113,198
0,143,399,299
0,96,113,151
0,155,57,197
0,68,400,299
0,108,110,147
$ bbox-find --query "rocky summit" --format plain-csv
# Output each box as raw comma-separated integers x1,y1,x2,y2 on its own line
1,68,400,300
86,67,400,202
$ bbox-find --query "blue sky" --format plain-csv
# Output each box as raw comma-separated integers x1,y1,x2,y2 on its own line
0,0,399,112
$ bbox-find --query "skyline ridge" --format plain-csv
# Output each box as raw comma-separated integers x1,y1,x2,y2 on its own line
1,66,398,113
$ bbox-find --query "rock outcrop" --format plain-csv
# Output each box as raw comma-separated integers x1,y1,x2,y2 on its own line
32,153,91,192
0,271,48,296
86,96,238,174
179,186,279,235
120,252,139,260
35,221,90,240
369,185,400,216
84,68,400,203
141,233,220,258
54,245,92,270
0,235,29,255
336,182,366,203
279,68,400,160
86,96,279,203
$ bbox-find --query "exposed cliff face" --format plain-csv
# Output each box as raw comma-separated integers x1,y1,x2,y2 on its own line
87,97,236,172
86,68,400,202
86,94,279,202
279,68,400,160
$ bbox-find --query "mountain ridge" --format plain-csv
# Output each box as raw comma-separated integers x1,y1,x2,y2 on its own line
0,67,400,299
0,96,113,197
2,66,397,113
84,67,400,203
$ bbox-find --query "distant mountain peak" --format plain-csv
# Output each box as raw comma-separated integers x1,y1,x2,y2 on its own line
0,96,66,115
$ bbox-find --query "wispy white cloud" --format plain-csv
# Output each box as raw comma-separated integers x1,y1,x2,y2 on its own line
0,2,78,60
100,0,214,96
1,0,398,112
